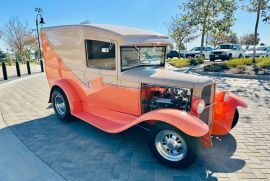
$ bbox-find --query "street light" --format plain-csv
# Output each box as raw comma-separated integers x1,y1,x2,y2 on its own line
35,8,45,72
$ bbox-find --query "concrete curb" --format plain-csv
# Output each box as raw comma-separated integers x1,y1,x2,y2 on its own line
193,70,270,80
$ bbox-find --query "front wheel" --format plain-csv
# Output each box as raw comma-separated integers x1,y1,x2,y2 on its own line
149,124,199,168
52,88,72,121
231,109,239,129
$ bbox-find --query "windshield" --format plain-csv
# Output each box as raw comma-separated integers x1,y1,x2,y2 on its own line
120,46,166,71
257,47,267,51
191,47,204,51
248,47,267,51
217,45,233,49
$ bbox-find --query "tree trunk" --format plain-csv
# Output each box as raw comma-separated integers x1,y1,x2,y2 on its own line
253,8,261,63
178,44,181,58
200,22,206,57
200,1,210,57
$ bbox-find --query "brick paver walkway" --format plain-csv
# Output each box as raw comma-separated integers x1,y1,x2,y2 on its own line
0,74,269,180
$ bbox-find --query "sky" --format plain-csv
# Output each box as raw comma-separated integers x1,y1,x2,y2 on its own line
0,0,269,51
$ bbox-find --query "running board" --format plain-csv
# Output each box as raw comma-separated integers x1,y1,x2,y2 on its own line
73,106,139,133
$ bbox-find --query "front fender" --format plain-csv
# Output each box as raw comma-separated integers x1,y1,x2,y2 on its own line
136,109,209,137
212,92,247,136
229,92,248,108
50,79,82,114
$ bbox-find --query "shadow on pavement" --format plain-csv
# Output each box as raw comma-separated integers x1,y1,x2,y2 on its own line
6,114,246,180
198,134,245,178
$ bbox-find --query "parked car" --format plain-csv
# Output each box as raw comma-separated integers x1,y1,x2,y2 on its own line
244,46,270,58
184,46,213,59
209,43,244,61
167,50,184,59
41,24,247,168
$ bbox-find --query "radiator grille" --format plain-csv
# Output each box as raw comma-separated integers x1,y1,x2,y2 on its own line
199,84,215,126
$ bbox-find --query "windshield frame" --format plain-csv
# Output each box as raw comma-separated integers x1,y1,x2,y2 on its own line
120,45,166,72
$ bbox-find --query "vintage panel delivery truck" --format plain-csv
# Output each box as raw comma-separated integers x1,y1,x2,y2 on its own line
41,24,247,168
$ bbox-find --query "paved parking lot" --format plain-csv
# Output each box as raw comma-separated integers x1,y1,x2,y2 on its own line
0,74,269,180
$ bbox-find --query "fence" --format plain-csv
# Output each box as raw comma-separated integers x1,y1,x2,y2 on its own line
1,60,44,81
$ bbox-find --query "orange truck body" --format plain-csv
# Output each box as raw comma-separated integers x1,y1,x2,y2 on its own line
41,24,247,148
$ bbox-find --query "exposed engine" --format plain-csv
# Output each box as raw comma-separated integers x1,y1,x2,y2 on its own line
142,84,192,113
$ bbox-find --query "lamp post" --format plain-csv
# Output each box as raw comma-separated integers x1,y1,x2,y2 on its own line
35,8,45,72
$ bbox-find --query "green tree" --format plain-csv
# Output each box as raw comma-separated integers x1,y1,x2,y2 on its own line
168,15,198,57
0,50,6,62
180,0,237,56
168,43,174,51
208,31,238,48
240,33,260,49
243,0,270,62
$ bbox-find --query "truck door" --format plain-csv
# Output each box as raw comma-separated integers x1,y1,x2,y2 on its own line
84,39,119,111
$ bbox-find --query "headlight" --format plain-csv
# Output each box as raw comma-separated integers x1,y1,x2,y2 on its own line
223,91,230,102
197,100,205,114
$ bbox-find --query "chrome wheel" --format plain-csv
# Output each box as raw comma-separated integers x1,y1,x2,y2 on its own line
155,130,187,162
54,94,66,116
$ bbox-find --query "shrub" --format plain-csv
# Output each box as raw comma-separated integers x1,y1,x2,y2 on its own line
188,57,204,66
256,58,270,69
203,63,229,72
225,58,253,68
236,65,247,74
169,58,190,68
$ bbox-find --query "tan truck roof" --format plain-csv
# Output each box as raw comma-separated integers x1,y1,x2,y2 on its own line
42,24,170,45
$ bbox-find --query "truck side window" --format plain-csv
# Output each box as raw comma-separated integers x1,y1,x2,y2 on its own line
85,40,116,70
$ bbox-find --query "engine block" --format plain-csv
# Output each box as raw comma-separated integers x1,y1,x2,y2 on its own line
142,84,192,113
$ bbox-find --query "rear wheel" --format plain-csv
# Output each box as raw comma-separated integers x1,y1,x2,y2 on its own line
52,88,72,121
202,54,205,60
239,54,243,58
231,109,239,129
149,124,199,168
228,54,232,60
